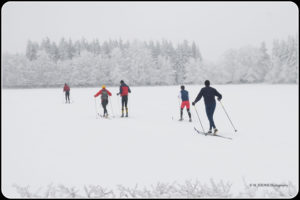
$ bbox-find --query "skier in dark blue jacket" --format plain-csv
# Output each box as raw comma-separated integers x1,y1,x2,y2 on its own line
192,80,222,135
179,85,192,122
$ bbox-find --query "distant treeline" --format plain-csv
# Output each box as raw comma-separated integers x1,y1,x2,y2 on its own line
2,35,298,88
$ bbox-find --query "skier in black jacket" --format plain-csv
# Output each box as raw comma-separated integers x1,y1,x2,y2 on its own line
192,80,222,135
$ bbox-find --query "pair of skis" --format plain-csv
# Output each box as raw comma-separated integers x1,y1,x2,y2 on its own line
175,117,232,140
194,127,232,140
96,113,112,119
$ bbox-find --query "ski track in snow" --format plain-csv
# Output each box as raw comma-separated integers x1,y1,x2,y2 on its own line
2,84,298,196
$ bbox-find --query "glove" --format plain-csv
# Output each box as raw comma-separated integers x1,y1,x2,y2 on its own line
217,97,221,101
192,102,195,106
117,93,119,96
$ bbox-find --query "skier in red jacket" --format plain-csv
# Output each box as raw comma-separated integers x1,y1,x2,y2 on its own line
63,83,70,103
117,80,131,117
94,85,112,117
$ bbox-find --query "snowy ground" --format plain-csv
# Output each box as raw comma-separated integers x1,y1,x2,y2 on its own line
2,84,298,197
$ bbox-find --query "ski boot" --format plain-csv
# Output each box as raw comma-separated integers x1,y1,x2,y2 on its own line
207,130,212,135
213,128,218,135
179,118,183,121
189,118,192,122
125,113,128,117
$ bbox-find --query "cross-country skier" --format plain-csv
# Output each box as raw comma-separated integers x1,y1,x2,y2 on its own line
94,85,112,118
179,85,192,122
117,80,131,117
192,80,222,135
63,83,70,103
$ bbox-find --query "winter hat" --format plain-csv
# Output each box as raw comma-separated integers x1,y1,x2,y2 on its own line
181,85,185,90
102,85,106,89
120,80,124,84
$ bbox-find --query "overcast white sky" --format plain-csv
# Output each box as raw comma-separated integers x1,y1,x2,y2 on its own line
2,1,298,60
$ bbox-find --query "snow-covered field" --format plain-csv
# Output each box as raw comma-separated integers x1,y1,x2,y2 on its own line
2,84,298,197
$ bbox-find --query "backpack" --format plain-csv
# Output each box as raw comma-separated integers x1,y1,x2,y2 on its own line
121,85,129,96
101,89,108,100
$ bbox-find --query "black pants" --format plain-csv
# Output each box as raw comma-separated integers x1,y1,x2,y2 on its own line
181,108,191,119
121,96,128,114
102,99,108,115
65,91,70,102
205,103,216,130
121,96,128,109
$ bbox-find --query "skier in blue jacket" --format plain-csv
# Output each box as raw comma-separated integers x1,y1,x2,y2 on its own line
192,80,222,135
179,85,192,122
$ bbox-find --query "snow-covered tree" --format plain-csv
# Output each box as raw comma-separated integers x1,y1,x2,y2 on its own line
25,40,39,61
109,47,126,85
153,55,175,85
70,50,98,86
220,44,272,83
123,41,155,85
183,58,205,84
58,38,70,60
3,36,297,88
265,35,298,83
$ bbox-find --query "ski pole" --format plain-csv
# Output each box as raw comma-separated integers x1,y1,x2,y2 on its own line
193,105,205,133
128,93,131,114
219,101,237,132
109,96,115,117
117,93,121,115
177,96,181,108
63,92,66,103
177,96,182,119
94,98,99,118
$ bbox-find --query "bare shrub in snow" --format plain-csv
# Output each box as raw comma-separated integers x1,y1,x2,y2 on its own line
12,179,296,198
83,185,115,198
239,179,297,198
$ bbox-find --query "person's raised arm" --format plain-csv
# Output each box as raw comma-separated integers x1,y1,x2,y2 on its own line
215,89,222,101
117,86,122,96
128,86,131,93
192,89,203,105
94,90,102,98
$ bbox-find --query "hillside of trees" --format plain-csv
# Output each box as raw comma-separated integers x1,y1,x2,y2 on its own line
2,35,298,88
